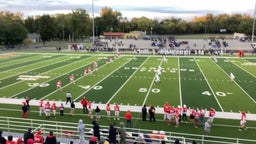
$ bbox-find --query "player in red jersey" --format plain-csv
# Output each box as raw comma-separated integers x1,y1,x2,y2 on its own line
56,80,62,91
87,101,93,118
51,102,57,118
39,99,44,116
106,103,111,120
208,108,216,123
163,102,169,120
88,66,92,74
45,101,51,118
239,111,247,131
93,61,98,71
70,74,75,84
114,103,120,120
84,69,88,75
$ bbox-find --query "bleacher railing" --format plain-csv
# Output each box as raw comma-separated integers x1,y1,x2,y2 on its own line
0,116,256,144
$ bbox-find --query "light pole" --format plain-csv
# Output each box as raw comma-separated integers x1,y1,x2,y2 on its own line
92,0,95,45
151,27,153,39
252,0,256,42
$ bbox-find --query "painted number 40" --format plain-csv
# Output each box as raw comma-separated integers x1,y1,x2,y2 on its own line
202,91,228,97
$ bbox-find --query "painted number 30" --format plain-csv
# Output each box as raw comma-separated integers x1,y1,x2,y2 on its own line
139,88,160,93
202,91,226,97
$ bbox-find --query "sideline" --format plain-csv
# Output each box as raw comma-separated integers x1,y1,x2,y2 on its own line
1,98,256,121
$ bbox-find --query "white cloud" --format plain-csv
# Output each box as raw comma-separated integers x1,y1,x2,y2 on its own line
0,0,255,19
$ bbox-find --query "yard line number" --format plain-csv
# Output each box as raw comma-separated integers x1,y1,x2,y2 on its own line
139,88,160,93
202,91,232,97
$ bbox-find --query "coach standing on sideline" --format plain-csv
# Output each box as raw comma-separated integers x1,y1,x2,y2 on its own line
66,91,72,105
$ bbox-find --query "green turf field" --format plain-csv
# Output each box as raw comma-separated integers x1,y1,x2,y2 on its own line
1,52,256,113
1,52,256,142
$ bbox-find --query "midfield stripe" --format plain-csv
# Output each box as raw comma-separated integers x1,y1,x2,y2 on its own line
109,57,156,105
145,57,180,107
81,57,147,103
180,57,221,110
108,57,149,104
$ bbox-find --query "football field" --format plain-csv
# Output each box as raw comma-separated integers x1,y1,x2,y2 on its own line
1,52,256,114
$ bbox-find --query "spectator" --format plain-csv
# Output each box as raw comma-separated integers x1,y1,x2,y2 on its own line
108,124,117,144
92,120,101,141
7,135,16,144
34,130,44,143
44,131,57,144
22,102,28,118
78,119,85,144
16,138,23,144
26,139,33,144
142,105,147,121
95,106,101,121
118,122,126,144
204,119,212,135
125,110,132,128
69,101,75,117
89,136,97,144
23,128,34,144
114,103,120,120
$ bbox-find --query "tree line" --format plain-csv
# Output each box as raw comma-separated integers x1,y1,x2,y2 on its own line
0,7,254,45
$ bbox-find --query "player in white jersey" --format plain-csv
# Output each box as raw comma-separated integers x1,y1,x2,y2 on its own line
230,72,235,82
155,74,160,83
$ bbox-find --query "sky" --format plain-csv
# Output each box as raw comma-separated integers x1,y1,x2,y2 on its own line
0,0,255,20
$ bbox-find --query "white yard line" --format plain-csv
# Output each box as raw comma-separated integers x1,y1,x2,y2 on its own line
142,58,163,106
107,57,149,104
194,57,224,112
0,56,69,84
213,58,256,104
73,57,132,101
178,57,183,107
9,56,95,98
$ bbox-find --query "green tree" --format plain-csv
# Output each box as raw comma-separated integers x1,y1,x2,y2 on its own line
70,9,91,41
0,16,28,45
38,14,56,45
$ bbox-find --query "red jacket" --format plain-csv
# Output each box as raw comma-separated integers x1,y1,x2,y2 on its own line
125,111,132,120
81,99,87,106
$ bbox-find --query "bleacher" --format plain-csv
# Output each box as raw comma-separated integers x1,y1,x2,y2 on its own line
1,116,256,144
